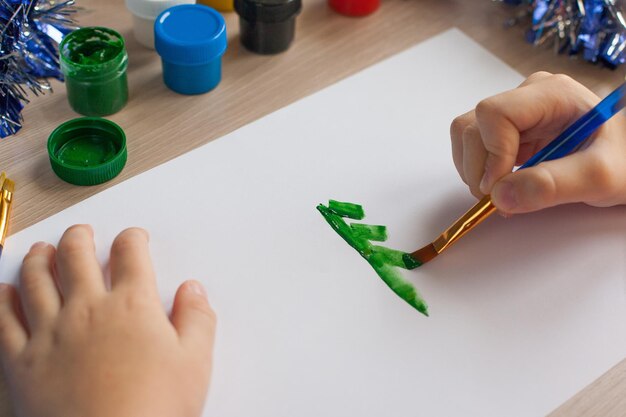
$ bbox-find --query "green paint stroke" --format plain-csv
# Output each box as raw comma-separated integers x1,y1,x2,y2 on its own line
317,201,429,316
328,199,365,220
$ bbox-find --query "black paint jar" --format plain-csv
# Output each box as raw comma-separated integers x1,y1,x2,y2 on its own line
234,0,302,54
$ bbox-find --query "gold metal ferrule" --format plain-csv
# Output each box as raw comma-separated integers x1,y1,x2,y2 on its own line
432,195,497,254
0,173,15,247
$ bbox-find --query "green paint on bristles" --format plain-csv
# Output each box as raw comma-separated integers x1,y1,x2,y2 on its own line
317,200,429,316
402,253,423,269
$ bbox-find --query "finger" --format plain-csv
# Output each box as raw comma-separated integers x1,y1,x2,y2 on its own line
461,124,488,198
171,280,216,355
515,142,542,166
450,110,475,184
517,71,552,88
19,242,61,332
110,228,157,294
491,147,620,214
0,284,28,359
55,225,105,299
475,74,598,195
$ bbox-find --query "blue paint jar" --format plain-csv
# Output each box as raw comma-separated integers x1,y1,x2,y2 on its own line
155,4,227,95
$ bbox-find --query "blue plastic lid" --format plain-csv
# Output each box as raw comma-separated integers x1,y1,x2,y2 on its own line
155,4,227,65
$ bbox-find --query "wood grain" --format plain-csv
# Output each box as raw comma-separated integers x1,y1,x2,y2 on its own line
549,359,626,417
0,0,624,415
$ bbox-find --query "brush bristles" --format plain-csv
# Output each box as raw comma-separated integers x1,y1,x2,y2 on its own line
408,244,438,268
2,179,14,192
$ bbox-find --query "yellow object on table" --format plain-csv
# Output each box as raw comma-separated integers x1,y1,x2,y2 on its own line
197,0,233,12
0,172,15,258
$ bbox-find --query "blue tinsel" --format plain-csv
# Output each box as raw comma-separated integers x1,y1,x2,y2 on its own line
0,0,77,138
504,0,626,69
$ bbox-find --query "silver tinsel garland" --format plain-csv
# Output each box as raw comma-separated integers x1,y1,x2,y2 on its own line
1,0,77,138
504,0,626,68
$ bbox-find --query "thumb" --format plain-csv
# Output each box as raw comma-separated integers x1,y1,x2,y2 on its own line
171,280,217,354
491,150,615,214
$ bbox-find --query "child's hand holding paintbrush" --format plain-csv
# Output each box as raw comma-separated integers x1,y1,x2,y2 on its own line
451,71,626,215
320,72,625,315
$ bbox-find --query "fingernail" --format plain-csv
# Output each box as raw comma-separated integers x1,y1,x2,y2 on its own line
30,241,49,251
127,227,149,242
187,281,207,298
493,181,518,211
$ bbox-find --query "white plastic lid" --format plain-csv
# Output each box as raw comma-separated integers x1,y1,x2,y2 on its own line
125,0,196,20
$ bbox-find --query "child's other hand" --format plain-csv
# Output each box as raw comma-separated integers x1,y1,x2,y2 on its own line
0,225,216,417
450,72,626,214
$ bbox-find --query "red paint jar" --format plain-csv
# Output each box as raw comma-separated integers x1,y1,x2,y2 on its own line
329,0,379,16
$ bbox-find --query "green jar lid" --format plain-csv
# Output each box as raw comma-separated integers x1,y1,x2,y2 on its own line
48,117,127,186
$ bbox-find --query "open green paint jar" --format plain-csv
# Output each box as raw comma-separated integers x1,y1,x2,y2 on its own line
60,27,129,116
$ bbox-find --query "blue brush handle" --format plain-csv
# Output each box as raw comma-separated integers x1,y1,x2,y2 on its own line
520,83,626,169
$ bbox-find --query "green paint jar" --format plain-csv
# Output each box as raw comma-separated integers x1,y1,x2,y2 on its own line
60,27,129,116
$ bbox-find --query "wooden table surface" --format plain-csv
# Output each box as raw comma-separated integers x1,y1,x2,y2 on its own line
1,0,625,415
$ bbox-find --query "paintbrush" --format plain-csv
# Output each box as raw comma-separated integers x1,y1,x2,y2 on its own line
0,172,15,261
403,82,626,269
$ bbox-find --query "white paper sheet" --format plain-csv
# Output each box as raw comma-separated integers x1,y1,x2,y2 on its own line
2,29,626,416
